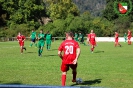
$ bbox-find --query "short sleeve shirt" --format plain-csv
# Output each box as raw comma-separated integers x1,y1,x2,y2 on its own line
58,40,80,64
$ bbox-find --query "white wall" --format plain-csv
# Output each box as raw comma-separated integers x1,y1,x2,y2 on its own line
96,37,133,42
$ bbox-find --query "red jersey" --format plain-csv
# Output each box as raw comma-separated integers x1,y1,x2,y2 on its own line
58,40,79,64
17,35,25,42
87,34,90,38
128,31,132,37
115,33,119,40
89,33,96,41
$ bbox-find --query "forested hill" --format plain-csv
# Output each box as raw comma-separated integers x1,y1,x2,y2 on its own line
72,0,106,16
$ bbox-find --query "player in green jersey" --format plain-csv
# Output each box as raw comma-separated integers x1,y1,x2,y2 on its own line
29,30,37,47
74,32,78,41
124,33,127,43
46,31,52,50
38,30,45,56
78,32,86,45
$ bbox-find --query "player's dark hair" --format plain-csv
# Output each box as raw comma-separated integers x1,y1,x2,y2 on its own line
67,32,74,38
47,31,49,34
40,29,43,31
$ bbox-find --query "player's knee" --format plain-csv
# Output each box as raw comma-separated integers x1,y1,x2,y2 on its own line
62,72,67,75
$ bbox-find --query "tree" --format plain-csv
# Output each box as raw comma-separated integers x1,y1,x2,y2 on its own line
0,0,46,27
102,0,118,21
46,0,79,20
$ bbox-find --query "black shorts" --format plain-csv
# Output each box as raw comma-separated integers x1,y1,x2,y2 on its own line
31,38,36,42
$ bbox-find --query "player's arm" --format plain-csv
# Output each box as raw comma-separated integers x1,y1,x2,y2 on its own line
58,50,63,59
38,35,41,40
30,35,31,38
17,37,19,42
51,35,53,40
87,35,90,44
22,39,25,42
22,36,26,42
87,35,90,42
73,48,80,65
95,35,97,42
58,43,63,59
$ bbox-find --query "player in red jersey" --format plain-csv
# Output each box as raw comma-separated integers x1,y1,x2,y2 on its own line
17,32,26,54
114,32,121,47
88,30,96,53
87,33,90,46
127,30,132,45
58,32,80,86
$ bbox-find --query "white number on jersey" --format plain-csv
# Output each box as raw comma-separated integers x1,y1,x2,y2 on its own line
65,45,74,55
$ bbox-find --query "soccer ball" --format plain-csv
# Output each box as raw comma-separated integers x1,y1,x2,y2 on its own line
76,78,83,84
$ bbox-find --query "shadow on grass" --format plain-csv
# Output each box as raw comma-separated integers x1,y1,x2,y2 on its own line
2,81,22,85
27,52,36,53
47,49,58,51
43,54,58,57
94,51,104,53
71,79,102,86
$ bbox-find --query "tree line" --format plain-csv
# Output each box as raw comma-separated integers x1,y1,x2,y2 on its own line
0,0,133,37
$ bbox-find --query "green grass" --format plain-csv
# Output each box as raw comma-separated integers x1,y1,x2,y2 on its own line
0,41,133,88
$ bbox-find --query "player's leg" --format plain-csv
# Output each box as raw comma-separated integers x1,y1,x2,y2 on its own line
20,42,25,53
78,38,81,44
62,72,67,86
124,38,127,43
34,39,37,47
90,41,95,52
38,42,41,56
46,40,49,50
22,42,26,51
61,63,69,86
70,64,77,82
40,46,43,55
90,41,93,52
40,41,44,56
118,41,121,47
20,46,23,54
115,40,118,47
128,37,130,44
91,45,95,52
48,40,51,50
19,42,22,54
23,46,26,51
32,39,37,47
30,39,34,47
129,37,131,45
127,38,129,44
82,39,86,45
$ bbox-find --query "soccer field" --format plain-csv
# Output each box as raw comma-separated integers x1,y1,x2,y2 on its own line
0,41,133,88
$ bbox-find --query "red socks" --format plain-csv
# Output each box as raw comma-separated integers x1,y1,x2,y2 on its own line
128,41,131,45
61,75,66,86
91,47,94,51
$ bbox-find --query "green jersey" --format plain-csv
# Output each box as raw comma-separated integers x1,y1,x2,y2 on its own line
79,34,84,39
46,34,52,40
74,33,78,41
30,32,36,39
124,33,127,38
74,33,78,38
38,33,45,41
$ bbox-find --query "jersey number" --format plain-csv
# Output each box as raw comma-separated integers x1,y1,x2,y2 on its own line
65,46,73,54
